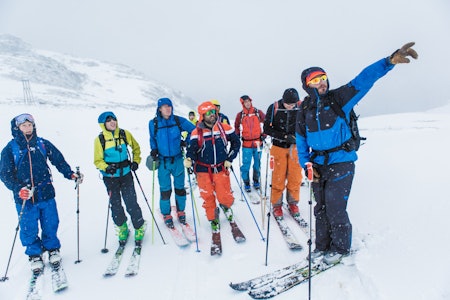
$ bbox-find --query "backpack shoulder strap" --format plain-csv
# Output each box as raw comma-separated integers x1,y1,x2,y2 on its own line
153,117,158,136
36,138,47,158
98,132,106,151
119,128,128,145
174,115,182,132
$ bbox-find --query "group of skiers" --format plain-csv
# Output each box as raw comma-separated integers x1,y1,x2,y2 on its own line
0,42,418,275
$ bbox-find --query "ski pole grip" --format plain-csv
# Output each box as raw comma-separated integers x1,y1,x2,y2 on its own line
305,162,313,182
269,155,274,171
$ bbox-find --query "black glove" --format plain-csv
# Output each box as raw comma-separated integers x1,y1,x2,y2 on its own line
130,162,139,171
105,165,117,174
286,134,296,145
151,149,158,158
180,140,187,148
389,42,418,64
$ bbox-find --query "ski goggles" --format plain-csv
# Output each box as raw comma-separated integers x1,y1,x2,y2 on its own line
306,74,327,86
15,113,35,126
204,109,216,117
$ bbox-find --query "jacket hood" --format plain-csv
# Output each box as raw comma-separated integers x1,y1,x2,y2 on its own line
157,98,173,117
10,116,38,147
98,111,119,132
301,66,329,97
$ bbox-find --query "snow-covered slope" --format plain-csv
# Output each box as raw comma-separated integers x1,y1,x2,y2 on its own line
0,34,196,112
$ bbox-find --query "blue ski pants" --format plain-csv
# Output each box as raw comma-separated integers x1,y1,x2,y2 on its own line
240,146,262,183
16,198,61,256
157,156,186,216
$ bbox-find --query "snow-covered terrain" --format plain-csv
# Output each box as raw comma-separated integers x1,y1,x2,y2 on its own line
0,36,450,300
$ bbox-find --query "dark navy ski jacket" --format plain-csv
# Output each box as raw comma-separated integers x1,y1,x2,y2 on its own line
0,119,73,204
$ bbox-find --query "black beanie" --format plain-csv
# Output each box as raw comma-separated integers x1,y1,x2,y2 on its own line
282,88,299,104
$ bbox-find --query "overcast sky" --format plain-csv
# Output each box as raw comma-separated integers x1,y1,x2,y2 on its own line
1,0,449,117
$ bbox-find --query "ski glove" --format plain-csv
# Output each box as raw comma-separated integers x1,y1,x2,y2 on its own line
105,165,117,174
304,164,320,183
150,149,159,158
19,186,33,200
130,162,139,171
389,42,418,64
224,160,232,169
183,158,192,168
71,172,84,184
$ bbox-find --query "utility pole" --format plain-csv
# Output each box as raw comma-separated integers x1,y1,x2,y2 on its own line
22,79,35,105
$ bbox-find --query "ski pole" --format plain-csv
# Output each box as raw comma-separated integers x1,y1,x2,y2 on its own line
101,192,111,253
0,188,31,282
151,160,156,244
131,169,166,245
74,166,82,264
181,147,200,225
305,162,314,300
230,167,265,241
187,169,200,252
264,155,274,266
238,151,243,201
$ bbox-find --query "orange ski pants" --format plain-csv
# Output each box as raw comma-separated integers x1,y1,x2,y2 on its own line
197,170,234,221
270,145,303,206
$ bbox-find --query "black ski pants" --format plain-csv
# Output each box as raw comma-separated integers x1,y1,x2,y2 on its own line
312,162,354,254
103,172,144,229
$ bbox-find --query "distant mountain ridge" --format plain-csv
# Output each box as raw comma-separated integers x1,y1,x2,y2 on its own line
0,34,196,111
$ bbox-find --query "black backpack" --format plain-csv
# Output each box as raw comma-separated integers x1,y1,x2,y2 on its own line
98,128,128,151
302,98,366,152
328,100,366,151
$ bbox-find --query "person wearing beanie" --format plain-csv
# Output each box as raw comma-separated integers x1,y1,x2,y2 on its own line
148,98,196,229
234,95,266,193
185,101,243,255
296,42,418,265
263,88,304,223
94,111,146,246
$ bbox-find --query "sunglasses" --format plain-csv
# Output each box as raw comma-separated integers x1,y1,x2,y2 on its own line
105,116,117,122
307,74,327,86
15,113,35,126
204,109,216,117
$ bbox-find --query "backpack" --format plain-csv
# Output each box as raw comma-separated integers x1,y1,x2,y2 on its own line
195,122,228,149
239,109,262,141
10,138,47,169
327,100,366,151
98,128,128,151
153,115,182,136
269,100,301,126
302,98,366,151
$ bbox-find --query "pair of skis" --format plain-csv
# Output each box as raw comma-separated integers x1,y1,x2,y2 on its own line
274,206,311,250
26,261,68,299
163,206,197,247
210,208,246,256
230,256,351,299
103,241,142,277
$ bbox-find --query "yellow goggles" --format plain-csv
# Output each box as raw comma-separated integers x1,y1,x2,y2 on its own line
307,74,327,86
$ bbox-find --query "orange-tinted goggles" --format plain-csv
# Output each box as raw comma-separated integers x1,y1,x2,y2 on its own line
307,74,327,86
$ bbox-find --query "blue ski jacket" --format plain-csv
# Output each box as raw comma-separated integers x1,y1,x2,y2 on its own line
149,98,195,159
295,58,395,168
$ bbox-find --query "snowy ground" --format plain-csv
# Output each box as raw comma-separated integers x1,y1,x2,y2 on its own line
0,103,449,300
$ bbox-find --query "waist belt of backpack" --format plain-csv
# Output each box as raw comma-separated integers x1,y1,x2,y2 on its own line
311,139,353,165
195,161,225,182
241,137,261,141
106,160,130,168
